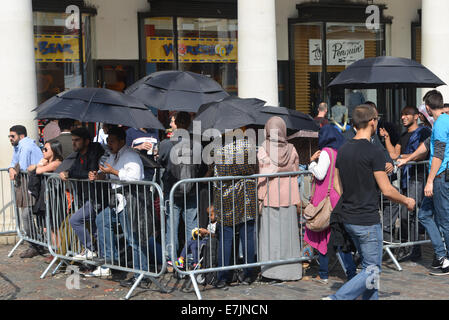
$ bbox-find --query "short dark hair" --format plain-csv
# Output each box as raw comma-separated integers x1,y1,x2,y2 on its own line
71,127,91,141
175,111,191,130
46,139,64,161
58,118,75,132
424,90,444,110
401,106,419,116
107,127,126,142
9,125,27,137
352,104,377,130
364,101,377,109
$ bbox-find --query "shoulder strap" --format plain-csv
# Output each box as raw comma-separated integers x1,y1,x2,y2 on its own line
326,149,336,196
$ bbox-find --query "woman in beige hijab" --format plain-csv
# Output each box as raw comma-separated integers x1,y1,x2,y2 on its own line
257,116,302,281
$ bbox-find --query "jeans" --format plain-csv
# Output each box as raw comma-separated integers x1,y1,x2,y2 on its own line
96,207,162,273
330,223,383,300
419,176,449,259
69,201,96,251
165,195,198,261
319,249,356,281
217,220,256,282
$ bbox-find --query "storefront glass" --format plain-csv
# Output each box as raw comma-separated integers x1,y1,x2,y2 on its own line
292,22,384,118
143,17,238,94
33,11,91,138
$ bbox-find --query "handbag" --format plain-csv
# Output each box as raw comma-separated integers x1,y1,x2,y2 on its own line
303,149,336,232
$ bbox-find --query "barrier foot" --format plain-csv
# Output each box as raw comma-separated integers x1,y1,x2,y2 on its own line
8,238,24,257
147,276,169,294
40,256,58,279
190,273,202,300
125,274,144,300
52,260,66,276
385,247,402,271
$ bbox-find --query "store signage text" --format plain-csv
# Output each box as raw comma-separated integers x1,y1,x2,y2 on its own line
309,39,365,66
34,34,80,62
147,37,237,63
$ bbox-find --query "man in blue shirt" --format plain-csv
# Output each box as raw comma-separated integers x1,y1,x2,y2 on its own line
419,90,449,275
8,125,43,259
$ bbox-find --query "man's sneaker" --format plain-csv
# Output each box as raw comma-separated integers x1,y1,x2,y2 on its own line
175,258,184,269
85,266,111,278
430,260,449,276
72,249,97,261
431,256,446,269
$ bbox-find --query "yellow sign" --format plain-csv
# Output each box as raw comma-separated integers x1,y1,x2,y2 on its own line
34,34,80,63
146,37,237,63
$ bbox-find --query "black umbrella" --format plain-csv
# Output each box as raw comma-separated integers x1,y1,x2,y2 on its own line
254,106,319,132
328,56,446,89
33,88,165,130
125,71,229,112
190,96,266,134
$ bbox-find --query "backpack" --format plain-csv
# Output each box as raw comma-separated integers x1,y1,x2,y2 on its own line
167,139,199,198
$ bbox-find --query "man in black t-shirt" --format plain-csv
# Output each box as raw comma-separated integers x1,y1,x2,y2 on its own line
326,105,414,300
379,106,431,256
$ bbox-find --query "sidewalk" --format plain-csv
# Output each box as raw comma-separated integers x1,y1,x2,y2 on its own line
1,243,448,300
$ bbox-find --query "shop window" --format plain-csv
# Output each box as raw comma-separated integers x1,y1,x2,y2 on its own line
143,16,238,95
292,22,384,117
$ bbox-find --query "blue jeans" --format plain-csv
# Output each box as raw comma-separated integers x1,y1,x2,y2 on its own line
69,201,96,251
319,250,356,281
96,207,161,273
217,220,256,282
418,196,447,259
432,176,449,256
330,223,383,300
165,195,198,261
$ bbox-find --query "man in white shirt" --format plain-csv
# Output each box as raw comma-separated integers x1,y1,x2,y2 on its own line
87,127,145,279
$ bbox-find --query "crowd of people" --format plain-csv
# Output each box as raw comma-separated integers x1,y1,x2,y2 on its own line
6,90,449,299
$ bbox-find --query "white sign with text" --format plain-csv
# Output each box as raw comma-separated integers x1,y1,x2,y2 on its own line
309,39,365,66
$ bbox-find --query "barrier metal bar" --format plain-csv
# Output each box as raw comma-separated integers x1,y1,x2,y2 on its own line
0,169,17,236
44,175,168,300
169,170,318,300
381,160,431,271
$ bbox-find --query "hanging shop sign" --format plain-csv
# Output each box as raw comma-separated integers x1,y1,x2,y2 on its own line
309,39,364,66
34,34,80,63
146,37,237,63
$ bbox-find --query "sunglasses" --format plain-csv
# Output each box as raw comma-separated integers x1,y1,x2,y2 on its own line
8,135,16,139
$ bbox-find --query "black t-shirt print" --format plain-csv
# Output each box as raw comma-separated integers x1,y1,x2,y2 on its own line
336,139,386,226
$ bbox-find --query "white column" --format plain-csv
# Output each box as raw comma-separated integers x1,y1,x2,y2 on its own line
422,0,449,102
0,0,38,168
238,0,279,106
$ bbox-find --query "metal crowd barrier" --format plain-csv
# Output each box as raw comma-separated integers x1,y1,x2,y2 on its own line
381,160,432,271
168,170,316,300
0,169,16,236
7,171,50,269
44,175,167,300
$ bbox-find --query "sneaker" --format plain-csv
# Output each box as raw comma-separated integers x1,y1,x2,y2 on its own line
214,279,228,289
321,296,333,300
85,266,111,278
72,249,97,261
20,247,40,259
431,256,445,269
430,263,449,276
312,276,329,285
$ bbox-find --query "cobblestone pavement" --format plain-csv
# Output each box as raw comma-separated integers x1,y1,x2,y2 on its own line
1,243,449,300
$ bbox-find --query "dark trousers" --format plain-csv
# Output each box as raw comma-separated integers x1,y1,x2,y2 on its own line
217,220,256,282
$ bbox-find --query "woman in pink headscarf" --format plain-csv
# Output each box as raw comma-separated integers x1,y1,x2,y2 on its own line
257,116,302,281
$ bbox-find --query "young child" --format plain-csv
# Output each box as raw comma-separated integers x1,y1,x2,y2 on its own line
176,205,216,269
